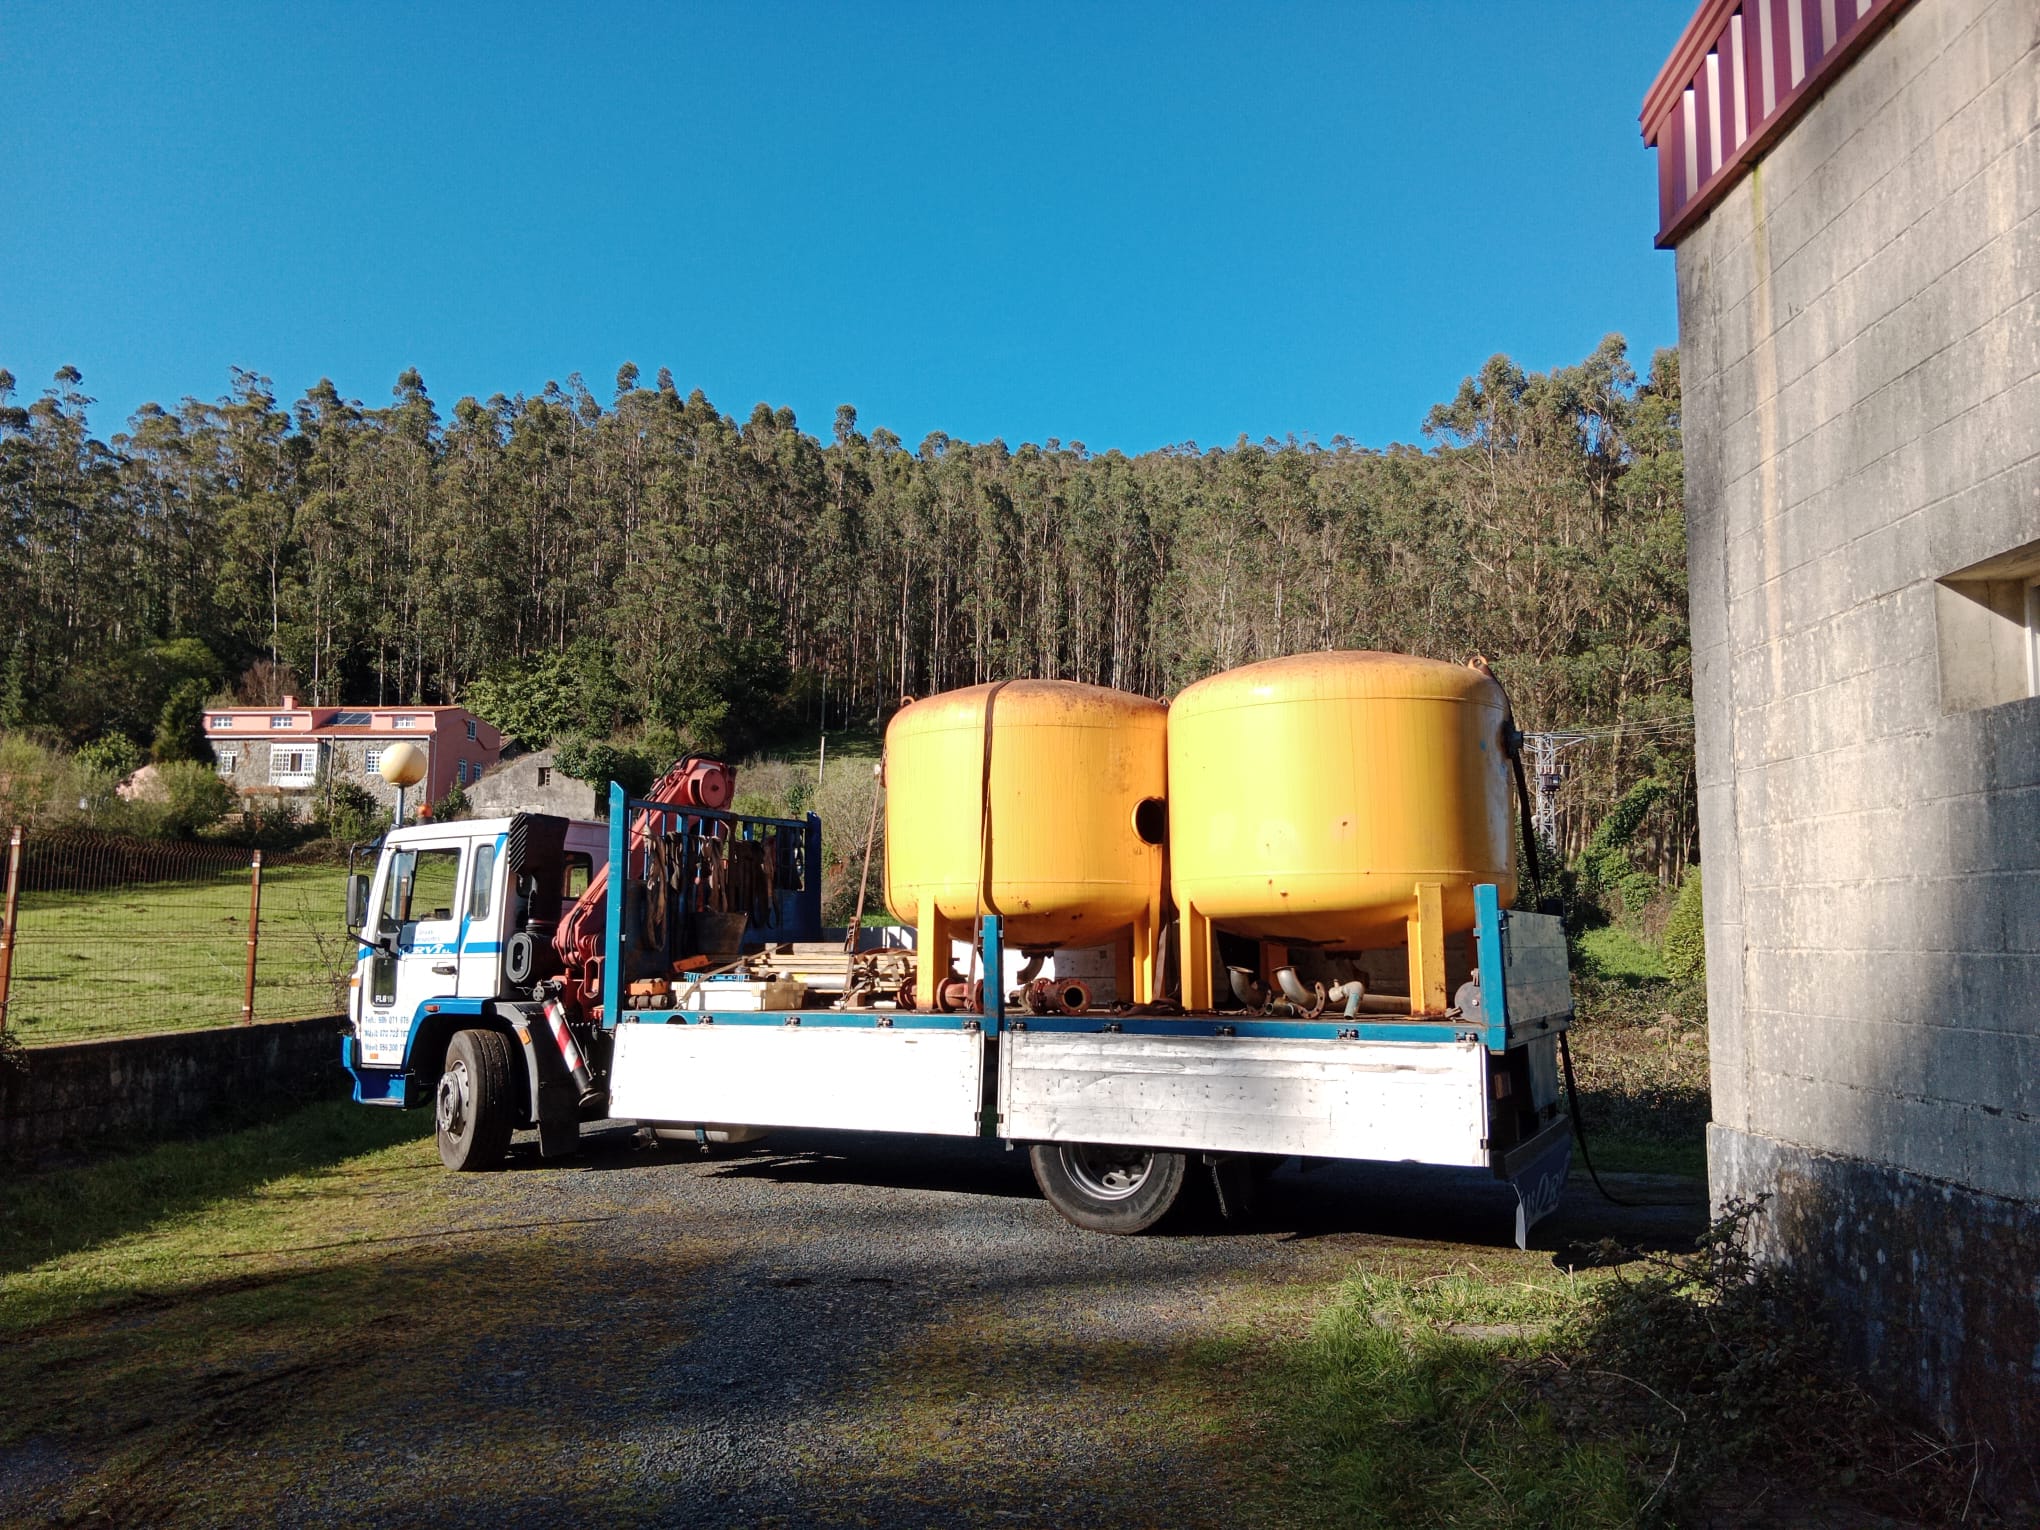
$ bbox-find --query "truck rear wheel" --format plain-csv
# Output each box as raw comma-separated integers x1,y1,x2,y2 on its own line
437,1029,514,1171
1029,1143,1188,1234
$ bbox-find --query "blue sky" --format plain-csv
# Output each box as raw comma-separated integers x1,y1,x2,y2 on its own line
2,2,1688,454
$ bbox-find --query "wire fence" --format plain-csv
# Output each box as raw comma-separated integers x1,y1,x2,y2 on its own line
0,826,358,1046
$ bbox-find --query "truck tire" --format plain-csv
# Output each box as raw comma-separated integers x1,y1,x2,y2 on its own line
1028,1143,1188,1234
437,1028,514,1171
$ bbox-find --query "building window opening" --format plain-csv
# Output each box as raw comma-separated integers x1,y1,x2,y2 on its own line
1935,541,2040,713
2027,580,2040,698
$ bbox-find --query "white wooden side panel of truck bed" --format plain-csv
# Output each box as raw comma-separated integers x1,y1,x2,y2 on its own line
1000,1033,1489,1166
608,1022,984,1137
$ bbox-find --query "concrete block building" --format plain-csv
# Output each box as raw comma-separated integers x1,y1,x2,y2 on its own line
1643,0,2036,1481
203,698,504,815
464,746,601,820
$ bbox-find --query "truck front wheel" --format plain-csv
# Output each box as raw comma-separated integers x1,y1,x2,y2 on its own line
1028,1143,1188,1234
437,1029,514,1171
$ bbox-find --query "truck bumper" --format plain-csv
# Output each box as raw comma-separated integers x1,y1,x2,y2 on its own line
342,1037,427,1109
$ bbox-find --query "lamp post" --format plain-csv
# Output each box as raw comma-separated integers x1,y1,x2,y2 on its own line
378,741,428,827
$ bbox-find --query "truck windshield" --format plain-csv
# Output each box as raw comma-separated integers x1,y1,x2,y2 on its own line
382,846,462,927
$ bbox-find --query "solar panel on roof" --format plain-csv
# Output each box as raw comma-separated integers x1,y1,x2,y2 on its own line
333,711,372,725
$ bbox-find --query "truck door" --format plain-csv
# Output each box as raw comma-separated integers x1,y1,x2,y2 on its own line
456,832,507,999
357,838,467,1066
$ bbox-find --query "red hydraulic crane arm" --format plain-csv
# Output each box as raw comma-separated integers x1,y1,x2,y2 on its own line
550,754,735,1016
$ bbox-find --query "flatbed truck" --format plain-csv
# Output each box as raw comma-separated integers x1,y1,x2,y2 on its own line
342,783,1576,1242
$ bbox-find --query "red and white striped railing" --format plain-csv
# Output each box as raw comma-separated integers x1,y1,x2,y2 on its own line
1641,0,1920,247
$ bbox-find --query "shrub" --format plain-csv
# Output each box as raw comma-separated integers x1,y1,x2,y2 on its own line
1552,1197,1984,1520
1661,868,1704,983
431,781,470,822
554,735,656,813
324,779,388,844
818,758,884,927
149,760,235,837
0,734,61,826
235,795,302,848
150,676,214,763
75,733,141,781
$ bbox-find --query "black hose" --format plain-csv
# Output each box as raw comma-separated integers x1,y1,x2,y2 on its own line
1510,745,1543,893
1558,1028,1637,1206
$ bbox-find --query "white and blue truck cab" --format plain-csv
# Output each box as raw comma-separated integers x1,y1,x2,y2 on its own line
342,813,609,1155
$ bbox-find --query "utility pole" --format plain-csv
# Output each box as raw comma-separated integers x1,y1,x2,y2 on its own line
1520,731,1593,851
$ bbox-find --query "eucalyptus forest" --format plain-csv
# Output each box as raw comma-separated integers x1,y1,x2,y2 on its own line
0,337,1690,869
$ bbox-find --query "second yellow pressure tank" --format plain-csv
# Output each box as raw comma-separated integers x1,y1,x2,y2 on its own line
1168,651,1516,1008
884,680,1168,1008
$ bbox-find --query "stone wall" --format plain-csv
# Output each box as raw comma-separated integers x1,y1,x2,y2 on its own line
1676,0,2037,1487
0,1016,346,1159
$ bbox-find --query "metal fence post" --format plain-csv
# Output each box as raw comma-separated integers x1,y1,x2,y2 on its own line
0,826,21,1033
242,848,264,1026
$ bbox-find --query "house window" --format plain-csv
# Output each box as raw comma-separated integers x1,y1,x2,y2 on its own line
365,747,382,774
270,715,294,729
215,749,237,776
394,716,417,729
465,719,477,741
269,746,318,787
211,714,234,729
537,766,552,788
455,760,467,785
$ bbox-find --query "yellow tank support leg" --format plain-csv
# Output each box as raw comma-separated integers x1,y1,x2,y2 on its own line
1407,881,1447,1016
1114,928,1136,1008
915,905,953,1011
1131,903,1156,1006
1180,904,1214,1011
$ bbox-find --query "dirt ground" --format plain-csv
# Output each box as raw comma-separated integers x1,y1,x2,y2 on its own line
0,1112,1704,1529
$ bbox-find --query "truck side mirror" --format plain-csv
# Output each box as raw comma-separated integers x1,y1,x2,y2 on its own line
346,872,371,931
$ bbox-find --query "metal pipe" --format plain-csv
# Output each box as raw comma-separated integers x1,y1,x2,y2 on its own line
843,762,883,954
0,826,21,1033
1272,966,1312,1007
1329,979,1368,1018
241,849,263,1026
1226,966,1265,1013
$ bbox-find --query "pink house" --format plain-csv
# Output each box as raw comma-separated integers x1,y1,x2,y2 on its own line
202,697,505,812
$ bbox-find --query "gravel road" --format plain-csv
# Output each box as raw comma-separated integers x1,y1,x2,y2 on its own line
6,1122,1705,1529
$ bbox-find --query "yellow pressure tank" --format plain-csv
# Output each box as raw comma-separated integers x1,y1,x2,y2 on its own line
884,680,1168,1009
1167,651,1517,1013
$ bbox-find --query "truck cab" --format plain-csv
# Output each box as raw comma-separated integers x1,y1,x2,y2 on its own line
343,813,606,1114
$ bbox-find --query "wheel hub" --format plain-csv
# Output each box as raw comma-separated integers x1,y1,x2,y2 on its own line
1060,1145,1154,1201
436,1059,470,1137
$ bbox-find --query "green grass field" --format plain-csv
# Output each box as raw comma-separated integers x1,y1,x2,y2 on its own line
4,862,354,1046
